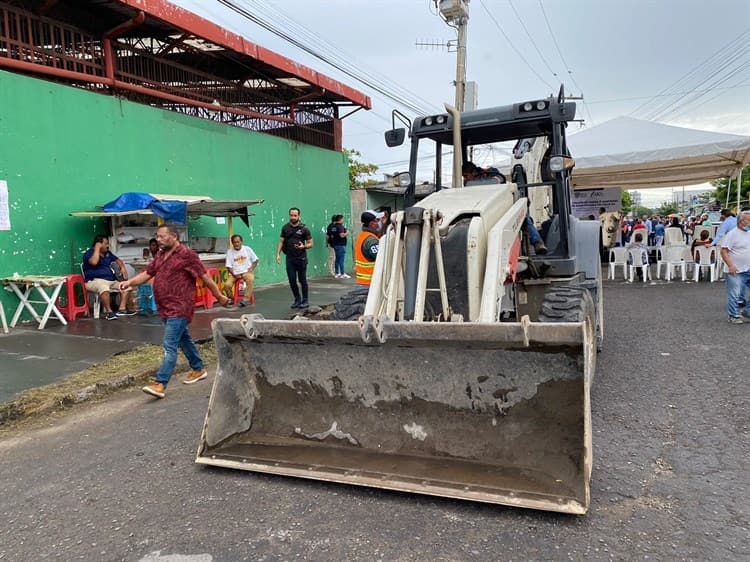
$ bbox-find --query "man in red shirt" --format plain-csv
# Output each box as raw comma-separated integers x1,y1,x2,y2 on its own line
120,224,230,398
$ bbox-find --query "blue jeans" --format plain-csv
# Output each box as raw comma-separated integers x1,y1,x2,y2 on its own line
333,245,346,275
526,217,542,245
155,317,204,386
726,271,750,318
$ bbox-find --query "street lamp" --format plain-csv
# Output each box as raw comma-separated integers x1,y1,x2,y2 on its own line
437,0,470,112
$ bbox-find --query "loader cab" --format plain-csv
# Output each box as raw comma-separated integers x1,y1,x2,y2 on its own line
384,93,579,274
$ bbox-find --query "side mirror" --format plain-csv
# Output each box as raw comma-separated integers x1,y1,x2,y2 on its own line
385,128,405,147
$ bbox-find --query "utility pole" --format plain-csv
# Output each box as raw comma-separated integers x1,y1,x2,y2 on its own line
437,0,470,112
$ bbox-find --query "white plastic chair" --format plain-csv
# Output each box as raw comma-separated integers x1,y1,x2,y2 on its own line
693,226,712,244
627,248,650,283
664,227,684,246
0,300,8,333
693,246,717,282
80,264,128,318
656,245,686,281
716,255,725,280
608,247,628,280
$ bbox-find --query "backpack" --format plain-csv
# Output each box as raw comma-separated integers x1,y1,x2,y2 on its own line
326,222,338,245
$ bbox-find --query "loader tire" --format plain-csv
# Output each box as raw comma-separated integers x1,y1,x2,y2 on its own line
539,285,594,324
332,286,369,321
539,285,597,381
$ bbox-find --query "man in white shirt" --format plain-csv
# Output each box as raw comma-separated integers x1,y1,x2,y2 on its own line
720,210,750,324
224,234,259,307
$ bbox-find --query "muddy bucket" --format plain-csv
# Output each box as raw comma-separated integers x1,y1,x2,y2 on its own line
197,314,594,514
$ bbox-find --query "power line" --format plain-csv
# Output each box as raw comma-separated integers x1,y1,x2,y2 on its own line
668,78,750,120
240,0,442,115
653,62,750,122
644,47,749,121
477,0,555,91
537,0,595,125
507,0,559,81
642,46,748,120
584,83,750,105
628,29,750,118
216,0,438,116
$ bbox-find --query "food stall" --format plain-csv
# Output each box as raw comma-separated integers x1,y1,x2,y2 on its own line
71,193,263,274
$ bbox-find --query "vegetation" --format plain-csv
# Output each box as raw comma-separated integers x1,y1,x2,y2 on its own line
631,205,653,217
711,163,750,209
621,191,632,215
0,342,216,432
657,201,679,215
345,148,379,190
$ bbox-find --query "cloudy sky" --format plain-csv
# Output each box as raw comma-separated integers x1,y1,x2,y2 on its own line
171,0,749,207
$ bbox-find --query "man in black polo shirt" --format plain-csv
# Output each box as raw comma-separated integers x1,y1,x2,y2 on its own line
275,207,313,308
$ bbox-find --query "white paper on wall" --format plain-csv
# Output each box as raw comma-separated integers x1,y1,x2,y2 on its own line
0,180,10,231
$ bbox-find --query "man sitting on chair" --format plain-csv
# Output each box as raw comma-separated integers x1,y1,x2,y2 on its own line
691,230,714,263
223,234,259,307
462,161,548,254
82,234,135,320
626,232,649,279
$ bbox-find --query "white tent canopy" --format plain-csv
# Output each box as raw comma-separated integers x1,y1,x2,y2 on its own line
568,116,750,190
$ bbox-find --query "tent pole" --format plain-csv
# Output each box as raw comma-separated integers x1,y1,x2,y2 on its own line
725,176,731,209
737,169,742,211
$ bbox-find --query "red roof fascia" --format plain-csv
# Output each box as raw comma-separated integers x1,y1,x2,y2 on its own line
116,0,372,109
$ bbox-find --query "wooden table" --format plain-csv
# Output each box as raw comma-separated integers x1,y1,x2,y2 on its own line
1,275,68,330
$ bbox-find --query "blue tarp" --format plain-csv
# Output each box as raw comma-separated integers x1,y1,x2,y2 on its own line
103,192,188,224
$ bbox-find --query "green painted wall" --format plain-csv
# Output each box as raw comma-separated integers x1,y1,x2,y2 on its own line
0,70,351,320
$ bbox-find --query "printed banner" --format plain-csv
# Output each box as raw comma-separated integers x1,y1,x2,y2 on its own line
571,187,622,219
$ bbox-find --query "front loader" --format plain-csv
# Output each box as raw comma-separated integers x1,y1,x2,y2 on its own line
197,89,602,514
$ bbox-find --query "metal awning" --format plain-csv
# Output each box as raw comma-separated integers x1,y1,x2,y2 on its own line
70,196,264,225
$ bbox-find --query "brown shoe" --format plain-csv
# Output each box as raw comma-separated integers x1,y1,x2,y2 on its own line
183,369,207,385
142,382,166,398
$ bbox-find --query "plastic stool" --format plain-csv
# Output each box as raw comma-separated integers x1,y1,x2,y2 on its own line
55,274,90,321
203,268,221,308
233,279,255,305
194,277,207,309
138,284,157,315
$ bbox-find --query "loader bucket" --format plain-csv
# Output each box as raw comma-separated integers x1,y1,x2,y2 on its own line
197,314,595,515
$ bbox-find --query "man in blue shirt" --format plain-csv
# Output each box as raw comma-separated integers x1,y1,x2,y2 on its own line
653,219,666,246
82,234,135,320
713,208,737,248
643,215,653,245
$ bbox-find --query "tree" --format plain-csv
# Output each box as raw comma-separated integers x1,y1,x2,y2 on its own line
632,205,653,217
344,148,379,190
711,163,750,209
657,201,679,215
621,190,632,215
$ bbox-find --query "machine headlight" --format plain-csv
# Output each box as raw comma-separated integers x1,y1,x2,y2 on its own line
536,100,547,110
522,102,534,111
548,156,576,172
393,172,412,187
436,115,446,124
424,116,434,126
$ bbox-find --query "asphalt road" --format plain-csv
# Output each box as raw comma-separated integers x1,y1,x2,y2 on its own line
0,278,748,561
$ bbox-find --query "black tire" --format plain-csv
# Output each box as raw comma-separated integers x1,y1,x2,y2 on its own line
332,286,369,321
539,284,597,377
539,285,594,324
